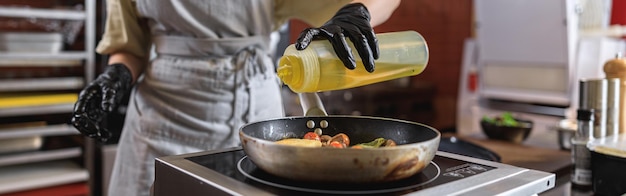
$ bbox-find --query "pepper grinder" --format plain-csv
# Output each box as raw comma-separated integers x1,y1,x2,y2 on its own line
603,53,626,134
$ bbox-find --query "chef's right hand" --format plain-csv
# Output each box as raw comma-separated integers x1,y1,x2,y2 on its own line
72,63,132,142
295,3,379,73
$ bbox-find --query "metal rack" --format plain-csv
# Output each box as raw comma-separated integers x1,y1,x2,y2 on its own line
0,0,95,194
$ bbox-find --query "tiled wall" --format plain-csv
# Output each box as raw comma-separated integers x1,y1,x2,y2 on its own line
289,0,473,130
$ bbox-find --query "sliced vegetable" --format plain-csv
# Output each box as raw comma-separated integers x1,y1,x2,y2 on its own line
320,135,332,143
383,139,397,147
303,132,320,141
329,133,350,147
275,138,322,147
351,145,364,149
353,138,386,148
276,133,395,149
328,141,345,148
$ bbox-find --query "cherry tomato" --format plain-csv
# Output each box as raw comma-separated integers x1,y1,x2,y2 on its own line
303,132,320,141
328,141,345,148
351,145,364,149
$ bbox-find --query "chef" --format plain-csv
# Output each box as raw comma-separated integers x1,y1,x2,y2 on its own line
71,0,400,195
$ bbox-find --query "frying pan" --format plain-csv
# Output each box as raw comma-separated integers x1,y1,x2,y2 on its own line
239,93,441,183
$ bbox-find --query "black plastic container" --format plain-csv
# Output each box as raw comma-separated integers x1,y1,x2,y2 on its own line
588,134,626,196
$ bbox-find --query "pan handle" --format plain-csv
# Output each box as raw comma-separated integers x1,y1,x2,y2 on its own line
298,93,328,116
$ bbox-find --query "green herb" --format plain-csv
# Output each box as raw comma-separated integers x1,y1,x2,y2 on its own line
482,116,496,124
354,138,386,148
483,112,519,127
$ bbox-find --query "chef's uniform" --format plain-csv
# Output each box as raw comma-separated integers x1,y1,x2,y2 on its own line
96,0,350,195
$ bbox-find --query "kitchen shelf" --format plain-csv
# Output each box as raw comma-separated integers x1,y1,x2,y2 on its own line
0,0,96,194
0,51,88,60
0,92,77,107
0,160,88,194
0,103,74,117
0,147,82,167
0,77,84,91
0,124,78,139
0,6,86,20
0,59,82,67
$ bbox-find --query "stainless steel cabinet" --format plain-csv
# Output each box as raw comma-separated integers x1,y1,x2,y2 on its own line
0,0,95,194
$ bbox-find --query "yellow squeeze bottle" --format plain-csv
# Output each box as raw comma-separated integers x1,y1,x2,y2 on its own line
277,31,429,93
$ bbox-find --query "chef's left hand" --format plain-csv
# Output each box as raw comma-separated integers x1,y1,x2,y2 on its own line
295,3,379,73
72,63,133,142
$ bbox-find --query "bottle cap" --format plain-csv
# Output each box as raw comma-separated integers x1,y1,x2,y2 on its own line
577,109,594,121
277,46,320,92
603,53,626,77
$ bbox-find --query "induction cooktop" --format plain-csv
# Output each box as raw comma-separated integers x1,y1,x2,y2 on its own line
153,147,555,195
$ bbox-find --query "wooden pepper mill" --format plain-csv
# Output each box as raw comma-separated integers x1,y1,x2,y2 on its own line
603,53,626,134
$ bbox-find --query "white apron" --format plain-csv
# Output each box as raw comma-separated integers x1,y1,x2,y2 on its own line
107,1,284,195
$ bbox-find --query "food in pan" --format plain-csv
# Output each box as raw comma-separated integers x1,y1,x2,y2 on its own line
351,137,397,149
276,132,396,148
275,138,322,147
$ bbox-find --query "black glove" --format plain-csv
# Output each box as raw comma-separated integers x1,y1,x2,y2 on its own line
295,3,379,72
72,63,132,142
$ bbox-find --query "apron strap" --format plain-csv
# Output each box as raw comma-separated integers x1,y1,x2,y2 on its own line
153,35,269,57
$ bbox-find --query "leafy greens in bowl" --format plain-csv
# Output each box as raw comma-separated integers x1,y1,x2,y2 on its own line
481,112,533,143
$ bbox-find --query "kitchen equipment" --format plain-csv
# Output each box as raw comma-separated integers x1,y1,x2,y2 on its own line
154,92,555,195
570,78,606,190
571,108,594,190
587,133,626,195
603,54,626,133
0,32,63,53
480,117,533,143
438,136,501,162
460,0,625,146
239,93,439,183
557,118,577,150
240,116,440,183
0,121,46,154
604,78,620,136
153,147,555,195
0,137,42,154
474,0,579,106
578,78,607,139
277,31,429,93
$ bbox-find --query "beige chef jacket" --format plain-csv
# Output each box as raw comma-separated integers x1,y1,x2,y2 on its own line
96,0,352,59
